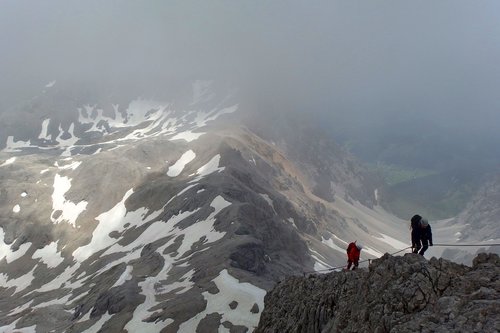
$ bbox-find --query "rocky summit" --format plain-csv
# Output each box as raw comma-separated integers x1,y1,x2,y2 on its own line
255,253,500,333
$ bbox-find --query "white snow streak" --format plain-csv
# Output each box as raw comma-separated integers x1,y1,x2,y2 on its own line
32,241,64,268
0,320,36,333
3,136,33,152
196,154,224,178
0,157,16,167
170,130,205,142
375,233,408,250
57,161,82,170
8,300,34,316
363,246,384,258
38,119,51,139
167,150,196,177
111,265,133,288
51,174,88,226
84,312,113,333
45,80,56,88
178,269,266,332
72,189,135,261
0,266,36,294
0,228,31,263
321,237,346,253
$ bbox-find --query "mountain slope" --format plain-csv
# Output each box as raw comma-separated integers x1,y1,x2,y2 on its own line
0,82,427,332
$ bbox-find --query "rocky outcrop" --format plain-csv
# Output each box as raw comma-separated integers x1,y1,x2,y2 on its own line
255,253,500,333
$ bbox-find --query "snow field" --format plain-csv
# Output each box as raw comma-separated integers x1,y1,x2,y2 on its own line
178,269,266,332
51,174,88,227
32,241,64,268
167,150,196,177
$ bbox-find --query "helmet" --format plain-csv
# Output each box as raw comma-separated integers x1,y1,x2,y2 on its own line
420,219,429,227
356,243,363,250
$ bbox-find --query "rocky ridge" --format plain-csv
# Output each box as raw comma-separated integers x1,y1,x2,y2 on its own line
255,253,500,333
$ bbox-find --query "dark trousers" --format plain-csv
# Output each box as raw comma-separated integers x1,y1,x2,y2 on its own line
419,239,429,255
412,234,421,254
412,236,429,256
347,260,359,270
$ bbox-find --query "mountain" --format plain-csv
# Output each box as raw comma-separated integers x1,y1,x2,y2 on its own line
255,253,500,333
0,81,497,332
422,173,500,264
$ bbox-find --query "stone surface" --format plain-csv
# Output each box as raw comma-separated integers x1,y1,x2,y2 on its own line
255,253,500,333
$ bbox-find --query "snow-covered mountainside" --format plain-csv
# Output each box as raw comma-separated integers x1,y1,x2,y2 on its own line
423,173,500,264
0,81,479,332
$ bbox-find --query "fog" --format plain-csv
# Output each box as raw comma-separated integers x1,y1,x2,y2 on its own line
1,0,499,167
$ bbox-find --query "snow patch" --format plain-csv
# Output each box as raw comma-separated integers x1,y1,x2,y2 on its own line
3,136,34,152
310,249,333,272
51,174,88,227
178,269,266,332
0,228,31,263
12,204,20,213
260,194,276,213
175,195,230,257
170,130,205,142
287,217,298,229
112,265,133,288
0,265,36,294
45,80,56,88
167,150,196,177
8,300,34,316
0,156,16,167
72,189,134,261
32,241,64,268
57,161,82,170
32,294,72,309
85,312,113,333
38,118,51,140
195,154,224,178
375,233,408,250
0,320,36,333
363,246,384,258
321,237,345,253
34,262,82,293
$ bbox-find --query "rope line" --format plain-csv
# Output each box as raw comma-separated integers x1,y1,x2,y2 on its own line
303,242,500,276
433,243,500,247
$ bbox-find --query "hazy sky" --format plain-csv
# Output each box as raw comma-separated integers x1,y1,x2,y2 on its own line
1,1,500,134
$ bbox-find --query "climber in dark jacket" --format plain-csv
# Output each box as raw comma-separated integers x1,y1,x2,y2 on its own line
418,218,433,256
410,214,422,254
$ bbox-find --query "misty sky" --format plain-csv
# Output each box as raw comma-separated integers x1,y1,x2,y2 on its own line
1,0,500,136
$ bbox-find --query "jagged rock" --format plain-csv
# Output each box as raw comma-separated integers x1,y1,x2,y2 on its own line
255,253,500,333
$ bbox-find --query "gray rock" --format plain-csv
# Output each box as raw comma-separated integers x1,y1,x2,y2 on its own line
255,253,500,333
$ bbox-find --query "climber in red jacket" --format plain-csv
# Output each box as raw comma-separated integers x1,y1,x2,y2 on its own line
346,241,362,270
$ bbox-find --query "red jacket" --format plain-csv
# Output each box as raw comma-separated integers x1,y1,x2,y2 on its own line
347,242,361,261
